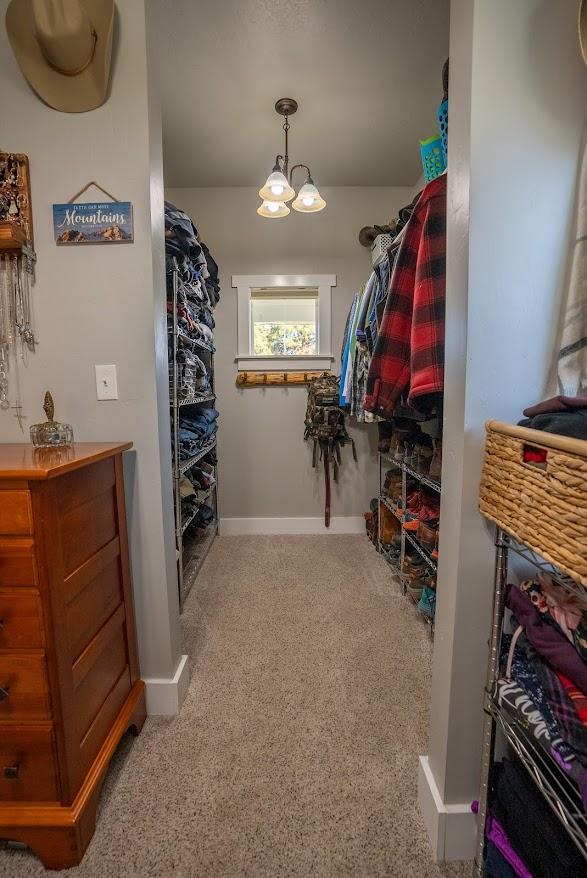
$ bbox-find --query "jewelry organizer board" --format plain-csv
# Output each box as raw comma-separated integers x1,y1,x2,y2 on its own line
0,152,34,244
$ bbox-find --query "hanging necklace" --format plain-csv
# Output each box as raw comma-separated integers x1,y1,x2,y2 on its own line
0,152,37,427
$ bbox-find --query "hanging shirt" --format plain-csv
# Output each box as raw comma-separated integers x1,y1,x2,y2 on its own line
339,293,360,406
364,174,446,417
355,272,376,343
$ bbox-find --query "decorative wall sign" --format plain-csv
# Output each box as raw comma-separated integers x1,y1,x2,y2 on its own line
53,200,133,244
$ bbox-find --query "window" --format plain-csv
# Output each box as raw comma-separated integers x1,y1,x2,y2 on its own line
232,274,336,371
251,288,318,357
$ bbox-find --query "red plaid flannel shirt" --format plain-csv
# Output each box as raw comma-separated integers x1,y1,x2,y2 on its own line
364,174,446,417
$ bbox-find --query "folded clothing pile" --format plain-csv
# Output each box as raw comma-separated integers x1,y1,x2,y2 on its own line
172,348,209,400
486,576,587,875
165,201,219,355
498,579,587,805
518,394,587,440
176,408,219,460
178,461,216,528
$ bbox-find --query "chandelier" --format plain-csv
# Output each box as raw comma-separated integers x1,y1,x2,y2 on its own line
258,98,326,218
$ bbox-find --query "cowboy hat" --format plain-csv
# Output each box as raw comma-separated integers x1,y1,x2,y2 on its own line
580,0,587,65
5,0,114,113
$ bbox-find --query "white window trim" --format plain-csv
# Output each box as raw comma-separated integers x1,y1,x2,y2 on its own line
231,273,336,371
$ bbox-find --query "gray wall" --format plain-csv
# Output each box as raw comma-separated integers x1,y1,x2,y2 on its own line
165,186,414,523
0,0,182,693
420,0,587,857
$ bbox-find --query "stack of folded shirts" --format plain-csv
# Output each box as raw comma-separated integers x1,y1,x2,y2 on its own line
165,201,220,309
174,349,209,399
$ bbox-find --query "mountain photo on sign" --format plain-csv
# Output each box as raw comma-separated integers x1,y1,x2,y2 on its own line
52,201,134,245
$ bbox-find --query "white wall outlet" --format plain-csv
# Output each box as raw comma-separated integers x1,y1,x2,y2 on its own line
95,364,119,400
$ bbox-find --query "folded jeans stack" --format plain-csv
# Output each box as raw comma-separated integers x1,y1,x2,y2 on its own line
176,408,219,460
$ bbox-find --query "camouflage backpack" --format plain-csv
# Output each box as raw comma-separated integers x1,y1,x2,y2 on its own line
304,373,357,526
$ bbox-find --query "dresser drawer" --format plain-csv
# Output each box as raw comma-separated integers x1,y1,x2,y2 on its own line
0,724,59,802
0,589,44,650
0,539,37,587
0,491,33,536
0,654,51,720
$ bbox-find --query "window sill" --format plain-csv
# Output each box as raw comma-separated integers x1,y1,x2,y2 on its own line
235,354,334,372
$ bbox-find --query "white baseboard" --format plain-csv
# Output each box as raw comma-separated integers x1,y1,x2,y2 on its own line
417,756,477,861
219,516,365,535
144,653,190,716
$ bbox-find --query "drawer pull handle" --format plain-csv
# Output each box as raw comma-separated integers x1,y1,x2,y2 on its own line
3,765,19,779
0,619,4,630
0,686,9,703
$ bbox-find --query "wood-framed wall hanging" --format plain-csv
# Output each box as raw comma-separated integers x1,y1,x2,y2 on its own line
0,151,37,428
53,181,133,245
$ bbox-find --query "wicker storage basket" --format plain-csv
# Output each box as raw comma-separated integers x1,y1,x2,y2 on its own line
479,420,587,587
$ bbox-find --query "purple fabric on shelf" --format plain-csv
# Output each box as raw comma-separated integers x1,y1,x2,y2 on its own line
471,802,534,878
486,813,535,878
506,585,587,695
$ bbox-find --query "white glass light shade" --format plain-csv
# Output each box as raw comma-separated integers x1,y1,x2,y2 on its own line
257,199,290,218
259,170,295,202
291,182,326,213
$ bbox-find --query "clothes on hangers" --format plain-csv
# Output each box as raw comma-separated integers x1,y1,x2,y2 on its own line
340,292,360,406
342,183,443,423
364,173,446,417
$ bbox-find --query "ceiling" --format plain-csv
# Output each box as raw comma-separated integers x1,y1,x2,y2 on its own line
158,0,449,188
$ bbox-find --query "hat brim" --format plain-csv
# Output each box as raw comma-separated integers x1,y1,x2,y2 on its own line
6,0,114,113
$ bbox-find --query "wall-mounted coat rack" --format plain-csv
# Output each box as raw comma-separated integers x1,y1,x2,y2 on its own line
236,370,330,387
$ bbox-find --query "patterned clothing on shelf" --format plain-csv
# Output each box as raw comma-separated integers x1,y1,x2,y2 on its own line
519,575,587,662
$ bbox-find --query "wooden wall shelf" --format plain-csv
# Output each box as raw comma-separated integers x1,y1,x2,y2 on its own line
0,221,26,253
236,370,330,387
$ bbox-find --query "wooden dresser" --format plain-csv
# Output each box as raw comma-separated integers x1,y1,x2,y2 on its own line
0,443,145,869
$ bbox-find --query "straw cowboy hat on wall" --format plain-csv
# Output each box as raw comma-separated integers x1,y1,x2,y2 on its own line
5,0,115,113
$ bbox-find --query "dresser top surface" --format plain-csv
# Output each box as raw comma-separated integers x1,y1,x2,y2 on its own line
0,442,133,479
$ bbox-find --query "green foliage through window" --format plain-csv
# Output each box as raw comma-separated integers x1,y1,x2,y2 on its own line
253,322,317,356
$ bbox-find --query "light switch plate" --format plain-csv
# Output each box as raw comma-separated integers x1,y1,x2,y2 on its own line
95,364,118,400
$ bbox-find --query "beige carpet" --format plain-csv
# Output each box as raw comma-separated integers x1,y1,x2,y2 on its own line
1,535,470,877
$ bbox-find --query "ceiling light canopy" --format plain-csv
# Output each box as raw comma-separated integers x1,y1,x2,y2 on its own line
257,98,326,219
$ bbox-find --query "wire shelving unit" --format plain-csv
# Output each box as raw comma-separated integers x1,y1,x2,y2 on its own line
376,451,440,638
169,263,218,609
473,527,587,875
